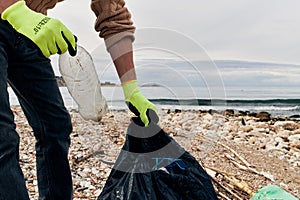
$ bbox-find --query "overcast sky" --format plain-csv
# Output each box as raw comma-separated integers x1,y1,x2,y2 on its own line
49,0,300,65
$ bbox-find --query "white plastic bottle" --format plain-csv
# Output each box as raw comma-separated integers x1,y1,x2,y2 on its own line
58,45,108,121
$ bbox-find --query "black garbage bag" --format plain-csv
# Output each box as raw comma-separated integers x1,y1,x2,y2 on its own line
98,117,218,200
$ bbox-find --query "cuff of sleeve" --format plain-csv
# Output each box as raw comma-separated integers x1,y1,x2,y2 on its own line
106,32,135,61
105,31,135,52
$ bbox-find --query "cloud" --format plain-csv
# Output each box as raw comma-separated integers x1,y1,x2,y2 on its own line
49,0,300,64
216,60,300,87
126,0,300,64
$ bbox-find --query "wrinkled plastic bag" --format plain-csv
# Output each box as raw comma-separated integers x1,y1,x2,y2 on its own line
98,117,218,200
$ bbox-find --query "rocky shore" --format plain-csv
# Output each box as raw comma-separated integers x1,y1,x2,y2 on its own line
13,106,299,199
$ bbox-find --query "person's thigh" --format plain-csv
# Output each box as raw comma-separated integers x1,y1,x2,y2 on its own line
8,33,72,140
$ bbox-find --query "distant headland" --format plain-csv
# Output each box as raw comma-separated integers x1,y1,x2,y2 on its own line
55,76,117,87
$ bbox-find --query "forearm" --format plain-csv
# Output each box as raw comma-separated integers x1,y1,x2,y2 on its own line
0,0,18,13
109,37,136,83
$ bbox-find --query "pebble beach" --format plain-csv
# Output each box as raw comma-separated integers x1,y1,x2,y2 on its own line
13,106,299,199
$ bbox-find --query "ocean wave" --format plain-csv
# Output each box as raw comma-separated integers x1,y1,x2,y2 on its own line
149,98,300,106
225,106,300,112
149,99,300,115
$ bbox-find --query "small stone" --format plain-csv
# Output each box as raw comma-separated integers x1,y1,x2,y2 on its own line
224,109,234,116
202,113,213,121
248,137,257,145
293,129,300,135
83,167,91,173
283,122,299,131
288,134,300,148
241,125,253,133
278,130,292,139
256,112,271,121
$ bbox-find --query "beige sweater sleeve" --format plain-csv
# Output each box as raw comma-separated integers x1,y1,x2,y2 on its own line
91,0,135,50
25,0,62,14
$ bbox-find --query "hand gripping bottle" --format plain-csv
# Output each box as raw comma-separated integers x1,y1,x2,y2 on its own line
59,45,108,121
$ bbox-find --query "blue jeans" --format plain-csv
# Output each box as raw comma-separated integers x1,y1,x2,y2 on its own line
0,19,73,200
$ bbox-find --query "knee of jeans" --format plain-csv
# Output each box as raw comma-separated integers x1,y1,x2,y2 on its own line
0,129,20,158
45,113,72,139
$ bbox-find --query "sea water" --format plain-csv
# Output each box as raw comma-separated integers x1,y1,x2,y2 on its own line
8,85,300,117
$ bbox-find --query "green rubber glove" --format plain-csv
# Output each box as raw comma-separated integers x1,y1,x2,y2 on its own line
1,1,76,57
122,80,158,126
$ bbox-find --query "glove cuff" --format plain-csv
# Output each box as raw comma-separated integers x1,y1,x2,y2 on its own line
121,80,140,100
2,1,27,21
